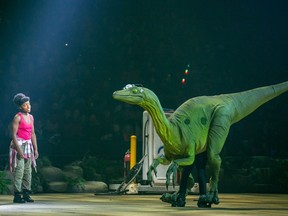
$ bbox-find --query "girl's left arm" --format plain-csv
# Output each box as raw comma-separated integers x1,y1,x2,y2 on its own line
31,123,39,159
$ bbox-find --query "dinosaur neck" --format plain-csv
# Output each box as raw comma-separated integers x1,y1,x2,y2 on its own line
141,96,171,143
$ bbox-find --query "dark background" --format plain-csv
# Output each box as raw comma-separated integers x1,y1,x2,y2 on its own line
0,0,287,168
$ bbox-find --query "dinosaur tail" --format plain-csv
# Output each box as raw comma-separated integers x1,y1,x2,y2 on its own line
229,81,288,124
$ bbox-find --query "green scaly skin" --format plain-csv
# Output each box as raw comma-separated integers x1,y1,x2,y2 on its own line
113,81,288,206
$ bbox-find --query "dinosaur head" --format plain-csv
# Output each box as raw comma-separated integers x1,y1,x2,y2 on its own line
113,84,170,140
113,84,146,105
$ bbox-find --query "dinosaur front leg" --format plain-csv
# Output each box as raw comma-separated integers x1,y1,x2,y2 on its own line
165,153,196,189
147,156,170,186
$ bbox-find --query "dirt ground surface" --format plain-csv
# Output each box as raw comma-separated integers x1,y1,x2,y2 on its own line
0,193,288,216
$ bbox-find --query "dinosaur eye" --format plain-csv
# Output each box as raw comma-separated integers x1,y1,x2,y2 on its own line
132,88,138,94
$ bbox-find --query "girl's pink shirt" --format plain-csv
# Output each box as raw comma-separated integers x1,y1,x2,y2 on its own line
17,112,34,140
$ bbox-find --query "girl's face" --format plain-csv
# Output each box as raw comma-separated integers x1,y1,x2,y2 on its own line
20,101,31,113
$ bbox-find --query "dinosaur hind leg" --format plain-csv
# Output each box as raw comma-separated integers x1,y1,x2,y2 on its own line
206,110,231,205
165,165,194,207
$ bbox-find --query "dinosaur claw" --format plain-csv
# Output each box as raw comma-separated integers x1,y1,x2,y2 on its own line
165,161,179,189
165,180,170,190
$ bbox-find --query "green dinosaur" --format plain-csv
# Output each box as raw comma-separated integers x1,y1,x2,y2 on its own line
112,81,288,206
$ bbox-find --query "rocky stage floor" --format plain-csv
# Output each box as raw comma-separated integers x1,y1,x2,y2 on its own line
0,193,287,216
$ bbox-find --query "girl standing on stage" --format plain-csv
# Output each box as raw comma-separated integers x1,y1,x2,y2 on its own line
10,93,38,203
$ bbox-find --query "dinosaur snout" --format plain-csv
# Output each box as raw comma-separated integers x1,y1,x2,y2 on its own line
112,91,123,100
112,91,117,99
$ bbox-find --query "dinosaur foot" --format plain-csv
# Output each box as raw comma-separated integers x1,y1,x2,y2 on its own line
206,191,220,205
160,192,177,204
171,197,186,207
197,195,212,208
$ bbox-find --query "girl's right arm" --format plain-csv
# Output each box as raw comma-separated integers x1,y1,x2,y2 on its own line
11,114,24,159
